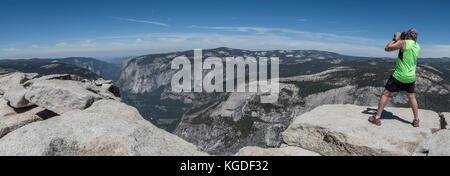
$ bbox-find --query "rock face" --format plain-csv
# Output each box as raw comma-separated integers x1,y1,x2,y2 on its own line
236,146,320,156
413,129,450,156
0,72,206,156
282,104,442,156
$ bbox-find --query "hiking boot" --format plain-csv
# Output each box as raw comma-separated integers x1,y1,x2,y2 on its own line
368,115,381,126
412,119,420,127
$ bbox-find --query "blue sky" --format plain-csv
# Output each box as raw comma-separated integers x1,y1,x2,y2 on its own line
1,0,449,58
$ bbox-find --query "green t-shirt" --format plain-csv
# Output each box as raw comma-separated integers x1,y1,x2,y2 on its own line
393,40,421,83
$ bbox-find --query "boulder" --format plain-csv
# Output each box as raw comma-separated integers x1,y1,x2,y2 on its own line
23,74,84,87
94,78,113,86
0,72,38,94
3,85,33,108
413,129,450,156
0,106,46,138
100,83,121,98
282,104,441,156
0,99,15,117
0,100,208,156
441,112,449,129
236,146,320,156
24,79,102,114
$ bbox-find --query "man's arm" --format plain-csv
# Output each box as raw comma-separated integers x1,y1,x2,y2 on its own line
385,32,405,52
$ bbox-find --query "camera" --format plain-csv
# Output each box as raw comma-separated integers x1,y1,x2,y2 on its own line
395,32,408,40
400,32,408,40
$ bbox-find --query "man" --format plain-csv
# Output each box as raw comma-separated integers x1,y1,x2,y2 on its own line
368,29,421,127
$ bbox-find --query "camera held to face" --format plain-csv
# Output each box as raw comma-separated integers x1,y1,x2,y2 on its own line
395,32,408,40
400,32,408,40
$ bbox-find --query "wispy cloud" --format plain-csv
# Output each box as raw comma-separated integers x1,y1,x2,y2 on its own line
336,30,368,34
189,25,378,44
31,44,48,49
80,40,96,47
2,48,19,52
296,19,308,22
111,42,124,46
56,42,69,47
420,44,450,58
112,17,169,27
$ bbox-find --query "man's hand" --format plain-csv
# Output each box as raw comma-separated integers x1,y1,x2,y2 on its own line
394,32,401,41
385,32,405,52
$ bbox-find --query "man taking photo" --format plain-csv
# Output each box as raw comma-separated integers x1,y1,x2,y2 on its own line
369,29,421,127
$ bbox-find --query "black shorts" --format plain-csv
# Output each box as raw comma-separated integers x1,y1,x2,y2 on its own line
385,75,415,93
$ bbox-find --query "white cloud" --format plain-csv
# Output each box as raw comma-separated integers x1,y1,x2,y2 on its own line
419,44,450,58
2,48,19,52
56,42,69,47
189,25,378,44
136,38,143,43
81,40,96,47
111,42,124,46
112,17,168,27
336,30,368,34
296,19,308,22
31,44,48,49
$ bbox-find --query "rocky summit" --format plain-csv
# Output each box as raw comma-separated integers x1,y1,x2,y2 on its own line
281,104,449,156
0,72,207,156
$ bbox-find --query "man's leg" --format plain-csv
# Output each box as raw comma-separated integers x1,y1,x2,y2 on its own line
376,89,392,118
369,89,392,126
407,92,419,120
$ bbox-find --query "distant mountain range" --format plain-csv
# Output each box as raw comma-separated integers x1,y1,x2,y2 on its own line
0,57,121,81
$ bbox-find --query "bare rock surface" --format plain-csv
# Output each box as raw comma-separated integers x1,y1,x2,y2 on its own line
24,79,102,114
282,104,441,156
0,99,15,117
0,72,38,95
0,106,46,138
0,100,207,156
413,129,450,156
4,85,33,108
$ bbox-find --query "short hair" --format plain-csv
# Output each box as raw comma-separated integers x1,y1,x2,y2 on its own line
408,29,418,41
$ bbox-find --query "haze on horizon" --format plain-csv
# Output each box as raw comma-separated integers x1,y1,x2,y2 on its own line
1,0,450,59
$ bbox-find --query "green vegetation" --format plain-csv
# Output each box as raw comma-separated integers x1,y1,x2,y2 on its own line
158,118,178,124
121,88,191,132
221,115,266,148
417,93,450,113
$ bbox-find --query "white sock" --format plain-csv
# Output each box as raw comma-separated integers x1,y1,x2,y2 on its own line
375,115,381,120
